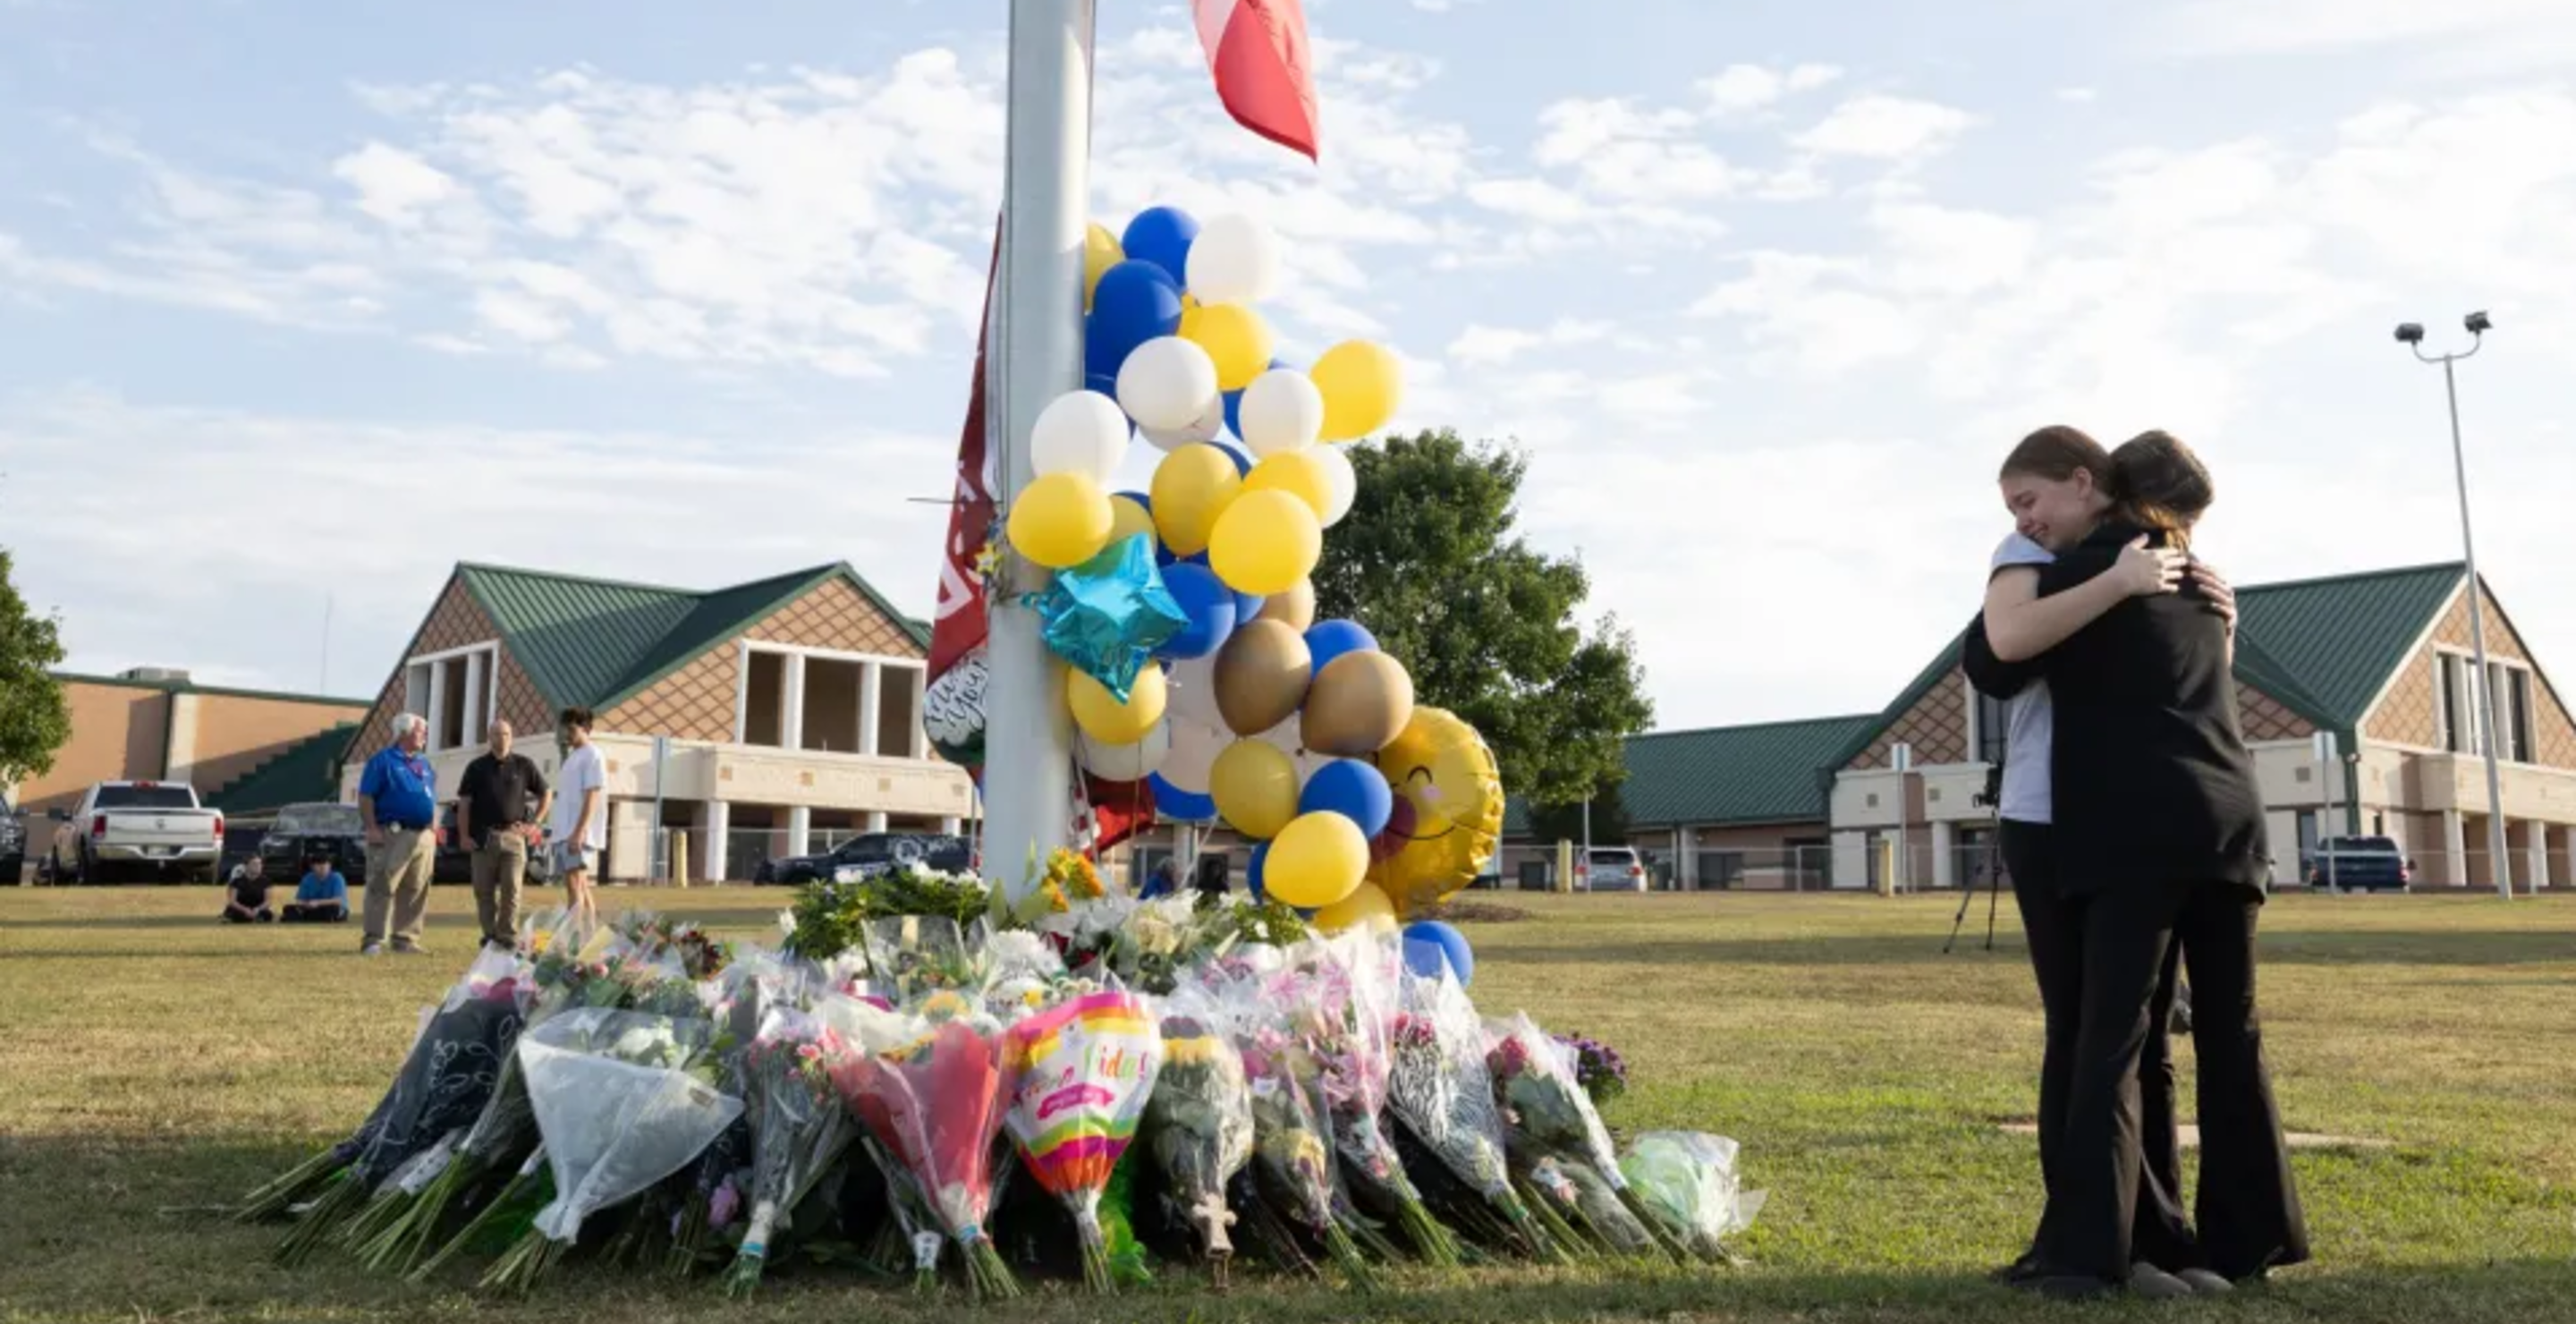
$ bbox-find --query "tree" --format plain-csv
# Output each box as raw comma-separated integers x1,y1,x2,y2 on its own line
1525,777,1631,848
1312,429,1653,810
0,547,71,794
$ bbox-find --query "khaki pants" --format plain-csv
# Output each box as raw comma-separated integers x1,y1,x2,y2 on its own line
363,827,436,949
471,832,530,947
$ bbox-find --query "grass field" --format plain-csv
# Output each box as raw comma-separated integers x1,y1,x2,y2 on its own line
2,885,2571,1324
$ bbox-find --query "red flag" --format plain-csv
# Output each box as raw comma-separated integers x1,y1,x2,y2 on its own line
929,221,1150,853
1191,0,1321,160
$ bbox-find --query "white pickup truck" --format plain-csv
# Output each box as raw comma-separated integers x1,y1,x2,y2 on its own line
44,781,226,885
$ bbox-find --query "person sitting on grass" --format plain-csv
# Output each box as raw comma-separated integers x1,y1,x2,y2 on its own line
283,855,351,923
221,857,275,924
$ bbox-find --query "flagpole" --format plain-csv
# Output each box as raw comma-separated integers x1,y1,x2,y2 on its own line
982,0,1095,906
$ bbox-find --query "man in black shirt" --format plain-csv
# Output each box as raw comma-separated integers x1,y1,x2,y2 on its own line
456,719,551,949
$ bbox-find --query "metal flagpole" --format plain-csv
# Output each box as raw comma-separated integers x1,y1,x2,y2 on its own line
982,0,1094,907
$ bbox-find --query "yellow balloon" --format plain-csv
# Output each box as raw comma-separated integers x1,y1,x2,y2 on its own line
1179,302,1277,393
1106,493,1157,547
1083,222,1123,311
1367,708,1505,918
1310,340,1403,442
1208,488,1323,597
1209,738,1301,838
1066,663,1166,745
1149,444,1242,557
1266,811,1370,910
1312,880,1397,935
1007,471,1114,569
1243,448,1333,518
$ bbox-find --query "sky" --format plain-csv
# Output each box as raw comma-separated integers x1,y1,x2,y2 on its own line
4,0,2574,733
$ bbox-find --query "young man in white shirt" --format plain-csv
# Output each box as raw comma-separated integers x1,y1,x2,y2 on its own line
549,706,607,927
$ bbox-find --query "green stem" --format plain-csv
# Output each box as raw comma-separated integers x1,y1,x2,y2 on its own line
234,1148,342,1224
272,1173,366,1267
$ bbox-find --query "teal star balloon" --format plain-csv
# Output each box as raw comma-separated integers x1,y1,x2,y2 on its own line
1030,534,1188,702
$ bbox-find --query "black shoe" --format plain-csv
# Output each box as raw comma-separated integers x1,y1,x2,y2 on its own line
1988,1250,2045,1284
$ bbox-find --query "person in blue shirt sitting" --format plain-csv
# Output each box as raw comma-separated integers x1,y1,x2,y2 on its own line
283,854,350,923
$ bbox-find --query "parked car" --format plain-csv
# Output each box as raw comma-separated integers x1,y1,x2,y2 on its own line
251,802,370,886
1576,845,1648,893
2305,836,2412,892
0,806,24,883
43,781,225,885
755,832,972,887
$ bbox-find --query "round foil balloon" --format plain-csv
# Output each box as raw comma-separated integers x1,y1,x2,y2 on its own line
1367,708,1504,916
1300,649,1415,757
1213,618,1312,736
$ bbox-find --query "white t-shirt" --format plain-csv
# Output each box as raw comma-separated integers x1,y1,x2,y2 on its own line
1990,532,2056,825
551,743,607,850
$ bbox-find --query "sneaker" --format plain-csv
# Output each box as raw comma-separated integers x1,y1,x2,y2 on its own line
360,942,386,956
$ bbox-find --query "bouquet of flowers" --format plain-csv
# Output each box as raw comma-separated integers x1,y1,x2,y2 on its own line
1555,1032,1629,1106
827,1005,1021,1298
1618,1131,1767,1265
719,1005,860,1296
863,915,988,1006
1387,969,1568,1264
1140,1000,1253,1281
1210,965,1377,1290
267,949,529,1265
1485,1014,1666,1258
479,1008,742,1292
1302,936,1460,1267
979,930,1068,1025
1000,989,1164,1293
784,863,991,961
660,948,808,1277
1110,895,1202,994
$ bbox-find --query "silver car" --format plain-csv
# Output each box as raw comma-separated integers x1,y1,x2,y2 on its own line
1577,846,1648,892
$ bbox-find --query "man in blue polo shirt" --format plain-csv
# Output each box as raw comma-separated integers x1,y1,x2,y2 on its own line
356,712,439,956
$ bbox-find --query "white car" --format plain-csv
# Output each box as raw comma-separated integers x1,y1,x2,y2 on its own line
1577,846,1648,892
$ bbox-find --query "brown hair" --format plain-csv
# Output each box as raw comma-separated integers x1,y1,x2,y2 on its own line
2106,430,2214,548
1998,424,2112,485
559,706,595,732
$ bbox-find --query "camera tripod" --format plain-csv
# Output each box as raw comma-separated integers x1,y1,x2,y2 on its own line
1943,805,2007,954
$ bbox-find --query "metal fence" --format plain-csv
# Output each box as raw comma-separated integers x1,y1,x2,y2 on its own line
1681,845,1836,892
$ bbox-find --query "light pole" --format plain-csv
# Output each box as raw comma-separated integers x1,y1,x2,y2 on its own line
2395,311,2512,901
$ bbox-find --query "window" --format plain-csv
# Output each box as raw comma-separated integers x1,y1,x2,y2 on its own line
2439,651,2540,761
735,645,931,758
1974,691,2012,767
2295,811,2320,867
401,644,498,753
2436,653,2469,753
2496,664,2536,763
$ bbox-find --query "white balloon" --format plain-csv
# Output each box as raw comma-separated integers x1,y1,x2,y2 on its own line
1158,714,1230,797
1030,389,1129,480
1140,400,1224,453
1116,335,1221,432
1185,213,1282,305
1309,442,1358,526
1237,369,1325,457
1077,720,1172,781
1165,653,1224,730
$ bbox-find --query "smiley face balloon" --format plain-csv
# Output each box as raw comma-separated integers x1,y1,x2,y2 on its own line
1366,706,1504,916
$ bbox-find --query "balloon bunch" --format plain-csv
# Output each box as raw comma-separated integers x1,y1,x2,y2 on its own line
1003,204,1497,924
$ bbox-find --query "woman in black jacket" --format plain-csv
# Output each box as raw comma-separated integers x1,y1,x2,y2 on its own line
1997,432,2309,1294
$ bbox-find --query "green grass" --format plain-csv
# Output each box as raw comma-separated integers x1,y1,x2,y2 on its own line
2,885,2571,1323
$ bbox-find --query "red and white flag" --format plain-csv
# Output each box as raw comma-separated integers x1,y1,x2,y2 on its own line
1191,0,1321,160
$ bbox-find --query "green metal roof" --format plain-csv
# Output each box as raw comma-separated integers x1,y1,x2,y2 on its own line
452,561,928,712
1507,713,1880,835
203,723,360,815
2231,563,2463,728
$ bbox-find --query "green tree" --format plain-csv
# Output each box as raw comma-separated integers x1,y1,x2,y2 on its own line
1312,429,1653,810
1525,777,1631,848
0,547,71,794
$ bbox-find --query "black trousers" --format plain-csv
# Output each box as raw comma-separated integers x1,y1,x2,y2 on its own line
2054,878,2310,1281
2001,822,2194,1269
283,903,348,923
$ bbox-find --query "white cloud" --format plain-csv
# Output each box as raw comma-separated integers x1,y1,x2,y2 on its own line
331,142,458,224
1698,63,1843,114
1445,317,1610,367
1792,94,1979,159
2150,0,2576,72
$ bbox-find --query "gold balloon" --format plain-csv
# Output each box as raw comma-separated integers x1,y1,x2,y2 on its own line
1367,707,1504,917
1209,738,1300,838
1254,578,1317,632
1214,618,1313,736
1300,650,1416,757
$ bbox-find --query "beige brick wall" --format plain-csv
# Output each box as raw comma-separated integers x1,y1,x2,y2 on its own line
601,577,924,743
186,693,369,798
2365,584,2576,769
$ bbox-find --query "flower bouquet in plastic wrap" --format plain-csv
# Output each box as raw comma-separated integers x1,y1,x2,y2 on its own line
477,1007,742,1292
1484,1014,1666,1258
1000,988,1164,1293
1618,1131,1767,1266
718,1003,859,1297
262,948,529,1266
1213,964,1378,1290
1388,968,1569,1264
1301,935,1460,1267
1140,991,1253,1282
863,914,988,1006
1110,894,1202,995
661,949,808,1277
826,995,1021,1298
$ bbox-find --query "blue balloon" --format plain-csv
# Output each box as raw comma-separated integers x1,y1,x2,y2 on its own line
1033,535,1190,700
1235,590,1266,622
1306,619,1379,675
1149,774,1217,823
1247,841,1269,902
1089,259,1184,379
1122,206,1200,287
1402,921,1474,986
1300,760,1394,838
1157,562,1239,660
